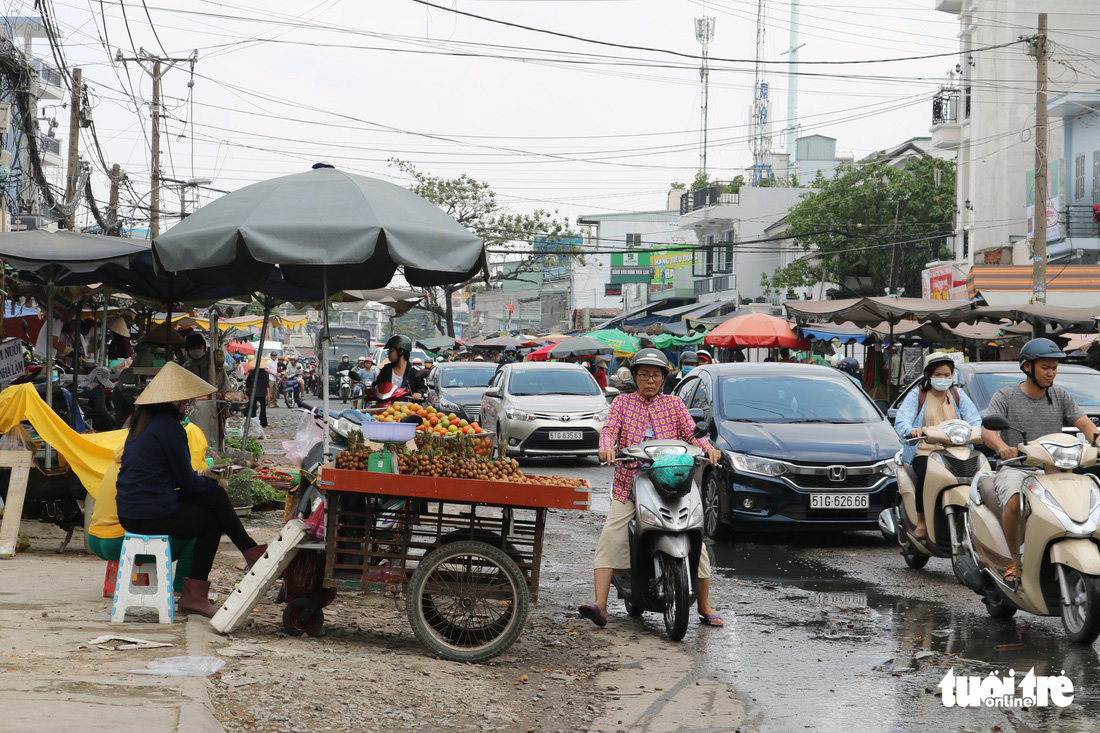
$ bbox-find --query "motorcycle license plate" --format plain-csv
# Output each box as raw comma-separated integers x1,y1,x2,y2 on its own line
549,430,582,441
810,493,868,510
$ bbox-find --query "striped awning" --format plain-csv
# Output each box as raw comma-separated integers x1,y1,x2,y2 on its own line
968,265,1100,306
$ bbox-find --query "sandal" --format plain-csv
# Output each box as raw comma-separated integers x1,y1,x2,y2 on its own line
699,613,724,627
578,603,607,628
1003,562,1018,584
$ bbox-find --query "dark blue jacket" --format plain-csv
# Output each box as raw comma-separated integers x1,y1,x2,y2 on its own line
116,409,217,520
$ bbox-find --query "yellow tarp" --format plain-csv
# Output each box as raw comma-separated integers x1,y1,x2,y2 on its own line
150,314,308,331
0,384,208,498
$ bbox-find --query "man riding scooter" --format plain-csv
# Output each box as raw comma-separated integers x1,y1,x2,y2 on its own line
578,348,723,629
981,338,1100,584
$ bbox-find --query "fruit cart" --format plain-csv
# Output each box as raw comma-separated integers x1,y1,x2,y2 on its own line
313,467,590,662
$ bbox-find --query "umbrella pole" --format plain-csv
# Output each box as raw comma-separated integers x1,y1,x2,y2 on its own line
99,297,108,365
322,267,331,466
239,298,271,458
71,298,83,429
45,281,54,466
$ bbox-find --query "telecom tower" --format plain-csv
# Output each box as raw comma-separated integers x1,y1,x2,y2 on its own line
749,0,772,186
695,16,715,178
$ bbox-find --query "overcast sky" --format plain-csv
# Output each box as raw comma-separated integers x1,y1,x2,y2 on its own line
25,0,987,231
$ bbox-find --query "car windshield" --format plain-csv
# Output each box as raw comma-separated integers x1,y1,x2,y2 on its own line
440,366,498,388
970,371,1100,409
717,374,881,423
508,368,601,397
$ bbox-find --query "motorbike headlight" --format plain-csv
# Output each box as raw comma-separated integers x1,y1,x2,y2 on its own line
944,423,972,446
1048,443,1083,470
644,445,688,459
505,407,532,422
638,505,663,527
689,505,703,526
726,451,787,477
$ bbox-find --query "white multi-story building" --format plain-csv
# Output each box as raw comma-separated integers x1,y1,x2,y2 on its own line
931,0,1100,269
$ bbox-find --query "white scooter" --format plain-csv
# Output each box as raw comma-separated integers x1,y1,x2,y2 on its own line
610,438,706,641
954,414,1100,644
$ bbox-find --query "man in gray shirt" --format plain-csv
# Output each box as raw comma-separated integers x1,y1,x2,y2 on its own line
981,338,1099,583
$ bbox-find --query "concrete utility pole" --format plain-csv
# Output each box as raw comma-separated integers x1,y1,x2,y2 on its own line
108,163,121,232
114,49,197,240
1030,14,1049,305
63,68,81,230
888,196,909,295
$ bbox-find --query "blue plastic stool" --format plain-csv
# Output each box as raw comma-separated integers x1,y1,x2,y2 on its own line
111,533,174,624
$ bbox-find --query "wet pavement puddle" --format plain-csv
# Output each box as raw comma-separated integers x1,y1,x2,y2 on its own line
684,539,1100,732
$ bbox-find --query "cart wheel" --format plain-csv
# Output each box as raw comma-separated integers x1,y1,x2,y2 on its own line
407,540,529,663
283,598,325,637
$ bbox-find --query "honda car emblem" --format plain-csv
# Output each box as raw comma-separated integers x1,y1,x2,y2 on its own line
828,465,847,482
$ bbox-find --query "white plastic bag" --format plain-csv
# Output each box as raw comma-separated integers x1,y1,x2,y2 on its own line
128,655,226,676
282,411,323,467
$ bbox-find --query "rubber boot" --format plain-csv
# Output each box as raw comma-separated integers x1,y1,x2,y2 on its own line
242,544,268,569
179,578,218,618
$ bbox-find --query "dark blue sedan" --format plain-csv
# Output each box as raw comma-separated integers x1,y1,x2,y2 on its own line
673,363,902,537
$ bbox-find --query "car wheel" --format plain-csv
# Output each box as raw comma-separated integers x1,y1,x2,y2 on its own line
702,470,728,541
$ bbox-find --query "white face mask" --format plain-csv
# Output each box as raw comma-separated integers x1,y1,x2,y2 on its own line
930,377,953,392
188,347,205,360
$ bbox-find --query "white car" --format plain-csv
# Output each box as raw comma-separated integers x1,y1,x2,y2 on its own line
479,362,615,457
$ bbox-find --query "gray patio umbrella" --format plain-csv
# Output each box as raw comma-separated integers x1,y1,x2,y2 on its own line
151,165,486,462
549,336,614,359
0,230,148,433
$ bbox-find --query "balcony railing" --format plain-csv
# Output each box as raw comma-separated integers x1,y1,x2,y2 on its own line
932,88,959,125
679,183,740,215
693,274,734,296
1065,204,1100,238
30,60,63,89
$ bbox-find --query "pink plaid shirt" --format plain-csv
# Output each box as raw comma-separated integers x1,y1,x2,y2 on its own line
599,392,714,503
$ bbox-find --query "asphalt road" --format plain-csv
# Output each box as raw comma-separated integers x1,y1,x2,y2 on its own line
519,454,1100,733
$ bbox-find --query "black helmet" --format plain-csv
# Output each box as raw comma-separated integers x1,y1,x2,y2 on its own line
629,348,670,375
385,334,413,357
185,332,207,349
1019,338,1065,364
678,351,699,366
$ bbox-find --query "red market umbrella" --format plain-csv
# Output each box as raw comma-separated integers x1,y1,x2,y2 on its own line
704,312,808,349
524,342,556,362
226,340,256,355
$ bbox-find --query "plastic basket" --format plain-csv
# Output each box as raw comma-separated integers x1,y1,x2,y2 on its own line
650,454,694,494
361,421,418,443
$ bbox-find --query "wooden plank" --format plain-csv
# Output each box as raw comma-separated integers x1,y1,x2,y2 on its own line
0,451,34,558
319,466,590,511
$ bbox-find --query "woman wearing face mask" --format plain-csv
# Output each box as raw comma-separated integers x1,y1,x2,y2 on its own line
893,352,982,539
115,362,266,617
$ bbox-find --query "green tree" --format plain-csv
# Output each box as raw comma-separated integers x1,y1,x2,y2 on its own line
762,157,955,297
389,159,576,337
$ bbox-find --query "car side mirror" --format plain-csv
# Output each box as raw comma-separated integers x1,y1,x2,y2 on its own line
484,387,501,398
687,408,706,423
982,414,1010,431
693,421,708,439
604,386,620,397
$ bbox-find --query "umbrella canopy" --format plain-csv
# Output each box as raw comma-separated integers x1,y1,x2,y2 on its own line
478,336,524,349
548,336,613,359
705,312,808,349
784,297,974,327
225,340,256,355
153,166,485,290
523,342,556,362
585,329,642,357
341,288,426,316
418,335,458,351
961,304,1099,333
0,230,149,280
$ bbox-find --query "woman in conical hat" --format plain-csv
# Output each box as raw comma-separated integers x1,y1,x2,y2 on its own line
115,362,267,618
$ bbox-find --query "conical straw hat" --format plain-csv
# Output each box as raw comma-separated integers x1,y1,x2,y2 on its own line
108,316,130,338
141,322,183,344
135,361,215,405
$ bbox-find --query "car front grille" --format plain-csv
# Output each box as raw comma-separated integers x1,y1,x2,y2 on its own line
789,473,880,490
521,427,600,451
464,405,480,422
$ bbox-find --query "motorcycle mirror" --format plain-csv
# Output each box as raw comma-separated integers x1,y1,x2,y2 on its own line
981,414,1011,431
693,421,708,439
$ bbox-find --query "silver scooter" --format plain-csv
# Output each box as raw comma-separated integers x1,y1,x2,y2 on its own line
611,439,706,641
